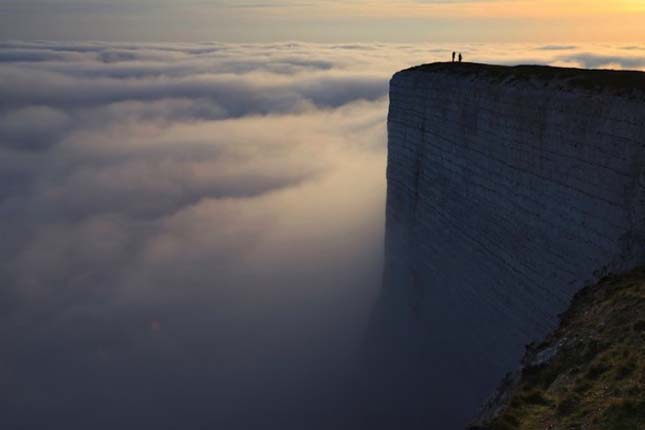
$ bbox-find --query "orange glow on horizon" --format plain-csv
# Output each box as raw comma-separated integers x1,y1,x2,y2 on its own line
327,0,644,19
228,0,645,42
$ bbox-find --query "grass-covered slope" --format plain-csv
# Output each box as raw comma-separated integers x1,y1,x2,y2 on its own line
471,267,645,430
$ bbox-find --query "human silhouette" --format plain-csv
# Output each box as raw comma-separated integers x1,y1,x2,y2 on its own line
459,53,463,63
452,51,456,62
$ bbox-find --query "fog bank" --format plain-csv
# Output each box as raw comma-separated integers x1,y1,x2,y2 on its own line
1,41,643,429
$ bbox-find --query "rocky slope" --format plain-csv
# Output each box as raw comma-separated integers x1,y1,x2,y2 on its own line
472,266,645,430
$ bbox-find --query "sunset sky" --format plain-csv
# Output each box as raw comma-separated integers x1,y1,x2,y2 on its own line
2,0,645,42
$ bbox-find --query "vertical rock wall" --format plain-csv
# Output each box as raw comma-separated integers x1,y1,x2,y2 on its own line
373,64,645,429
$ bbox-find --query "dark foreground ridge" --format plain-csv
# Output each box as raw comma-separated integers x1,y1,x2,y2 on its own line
400,62,645,95
471,267,645,430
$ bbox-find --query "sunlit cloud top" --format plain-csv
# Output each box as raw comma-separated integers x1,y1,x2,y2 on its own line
1,0,645,42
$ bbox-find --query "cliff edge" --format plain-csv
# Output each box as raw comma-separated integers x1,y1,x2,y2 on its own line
368,62,645,429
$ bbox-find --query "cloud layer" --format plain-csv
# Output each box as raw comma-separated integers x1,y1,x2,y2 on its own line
1,41,644,429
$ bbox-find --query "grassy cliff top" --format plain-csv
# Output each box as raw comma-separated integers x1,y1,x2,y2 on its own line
399,62,645,95
471,267,645,430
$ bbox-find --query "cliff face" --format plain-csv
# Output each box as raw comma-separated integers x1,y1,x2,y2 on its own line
372,63,645,429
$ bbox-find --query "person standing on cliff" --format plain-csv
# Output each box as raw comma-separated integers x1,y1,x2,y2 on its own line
452,51,456,62
459,53,463,62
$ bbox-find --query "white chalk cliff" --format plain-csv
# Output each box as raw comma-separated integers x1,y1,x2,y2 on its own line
368,63,645,429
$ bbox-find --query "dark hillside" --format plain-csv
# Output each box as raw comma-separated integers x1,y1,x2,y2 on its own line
472,267,645,430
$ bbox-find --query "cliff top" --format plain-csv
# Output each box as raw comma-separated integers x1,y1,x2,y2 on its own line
471,266,645,430
399,62,645,95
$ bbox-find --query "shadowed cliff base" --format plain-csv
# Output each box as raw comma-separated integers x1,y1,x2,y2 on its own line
401,62,645,95
471,266,645,430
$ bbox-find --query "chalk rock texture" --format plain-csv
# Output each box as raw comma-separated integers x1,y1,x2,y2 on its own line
371,63,645,429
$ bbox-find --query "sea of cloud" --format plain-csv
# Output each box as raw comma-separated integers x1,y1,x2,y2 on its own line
1,40,644,429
